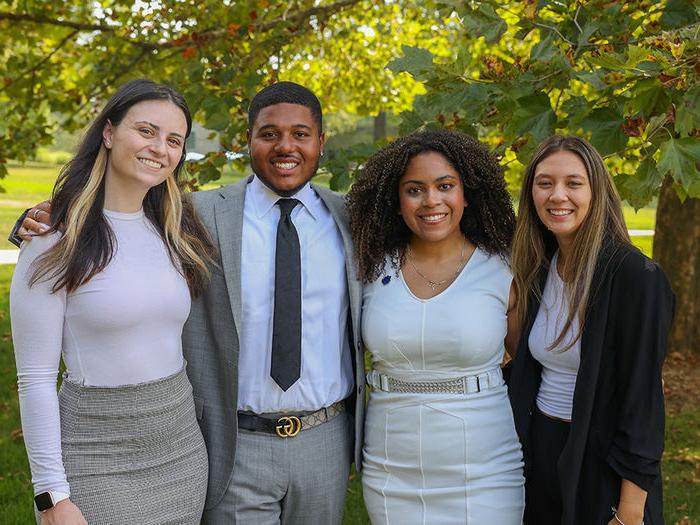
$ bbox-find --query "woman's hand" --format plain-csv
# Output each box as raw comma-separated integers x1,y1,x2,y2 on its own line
607,478,646,525
40,499,87,525
19,201,52,240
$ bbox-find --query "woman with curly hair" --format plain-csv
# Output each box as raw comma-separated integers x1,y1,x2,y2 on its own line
347,128,524,523
508,136,674,525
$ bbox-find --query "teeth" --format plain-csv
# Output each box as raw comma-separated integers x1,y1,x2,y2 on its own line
275,162,298,170
139,158,163,169
421,214,447,221
549,209,573,216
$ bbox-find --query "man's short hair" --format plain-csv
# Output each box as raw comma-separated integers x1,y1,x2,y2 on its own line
248,81,323,132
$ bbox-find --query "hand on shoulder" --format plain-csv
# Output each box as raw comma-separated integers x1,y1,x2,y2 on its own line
18,201,52,241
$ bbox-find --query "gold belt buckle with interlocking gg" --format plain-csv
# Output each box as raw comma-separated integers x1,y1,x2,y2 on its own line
275,415,301,437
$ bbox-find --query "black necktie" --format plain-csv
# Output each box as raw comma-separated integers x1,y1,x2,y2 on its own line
271,198,302,391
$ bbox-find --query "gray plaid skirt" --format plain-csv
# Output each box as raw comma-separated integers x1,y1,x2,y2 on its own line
51,366,208,524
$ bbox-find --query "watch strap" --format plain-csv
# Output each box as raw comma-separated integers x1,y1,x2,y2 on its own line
8,208,30,248
34,490,70,511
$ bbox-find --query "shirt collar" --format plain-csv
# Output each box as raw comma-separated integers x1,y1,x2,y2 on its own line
249,174,320,220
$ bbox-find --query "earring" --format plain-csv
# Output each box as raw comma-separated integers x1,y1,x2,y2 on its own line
320,150,324,157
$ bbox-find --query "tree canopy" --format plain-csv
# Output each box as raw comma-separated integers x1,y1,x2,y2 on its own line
388,0,700,208
0,0,455,185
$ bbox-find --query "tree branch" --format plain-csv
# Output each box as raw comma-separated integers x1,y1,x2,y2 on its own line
0,0,363,51
3,29,79,91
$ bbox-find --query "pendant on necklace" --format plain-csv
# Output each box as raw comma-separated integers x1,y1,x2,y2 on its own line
427,280,441,291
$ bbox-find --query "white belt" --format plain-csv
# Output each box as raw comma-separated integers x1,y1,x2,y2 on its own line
366,367,503,395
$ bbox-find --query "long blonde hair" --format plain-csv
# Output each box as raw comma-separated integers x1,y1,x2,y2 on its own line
511,135,631,351
30,79,214,297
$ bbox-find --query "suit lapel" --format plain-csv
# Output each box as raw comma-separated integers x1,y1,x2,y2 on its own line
314,184,362,345
214,179,248,334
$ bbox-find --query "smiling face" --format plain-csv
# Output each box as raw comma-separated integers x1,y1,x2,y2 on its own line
103,99,187,193
398,151,466,244
532,150,592,250
248,103,325,196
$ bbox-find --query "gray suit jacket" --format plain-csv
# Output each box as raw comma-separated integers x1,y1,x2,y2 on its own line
183,177,365,510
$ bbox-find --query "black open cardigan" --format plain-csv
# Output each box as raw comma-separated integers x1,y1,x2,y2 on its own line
508,242,675,525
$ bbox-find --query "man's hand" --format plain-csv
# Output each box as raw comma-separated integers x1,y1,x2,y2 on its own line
18,201,52,241
40,498,88,525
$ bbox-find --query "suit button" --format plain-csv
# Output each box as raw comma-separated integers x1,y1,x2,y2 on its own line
358,385,364,394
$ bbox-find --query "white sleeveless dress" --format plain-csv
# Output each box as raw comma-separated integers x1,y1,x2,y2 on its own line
361,248,525,524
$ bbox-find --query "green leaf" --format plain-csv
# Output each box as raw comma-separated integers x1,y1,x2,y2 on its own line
387,45,434,78
644,114,669,141
398,109,428,135
562,95,593,126
587,52,626,70
509,92,556,143
617,157,662,209
625,45,648,68
530,33,557,62
675,86,700,136
657,137,700,188
459,3,507,44
661,0,700,28
577,22,599,49
203,108,231,132
580,106,628,156
627,79,670,118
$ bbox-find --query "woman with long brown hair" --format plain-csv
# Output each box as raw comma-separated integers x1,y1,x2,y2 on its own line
509,135,675,525
10,79,214,524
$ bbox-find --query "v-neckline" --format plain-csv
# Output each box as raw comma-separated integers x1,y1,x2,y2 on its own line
399,246,480,302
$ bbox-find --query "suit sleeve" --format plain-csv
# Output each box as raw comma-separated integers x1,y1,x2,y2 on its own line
605,252,675,491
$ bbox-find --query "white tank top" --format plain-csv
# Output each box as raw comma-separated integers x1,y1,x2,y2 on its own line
528,252,581,420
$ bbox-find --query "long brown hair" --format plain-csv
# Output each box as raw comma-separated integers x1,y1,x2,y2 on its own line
30,79,215,297
511,135,631,351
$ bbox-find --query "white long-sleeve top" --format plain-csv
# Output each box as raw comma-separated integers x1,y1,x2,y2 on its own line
10,209,191,495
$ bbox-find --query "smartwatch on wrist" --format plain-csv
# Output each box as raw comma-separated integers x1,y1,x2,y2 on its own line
34,490,70,512
8,208,30,248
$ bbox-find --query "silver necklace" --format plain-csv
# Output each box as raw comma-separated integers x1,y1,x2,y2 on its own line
406,238,467,292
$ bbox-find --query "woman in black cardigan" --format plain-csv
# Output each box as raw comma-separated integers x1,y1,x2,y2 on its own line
509,135,675,525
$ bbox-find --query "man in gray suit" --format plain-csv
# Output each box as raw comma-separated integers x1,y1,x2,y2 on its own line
185,82,365,523
14,82,365,524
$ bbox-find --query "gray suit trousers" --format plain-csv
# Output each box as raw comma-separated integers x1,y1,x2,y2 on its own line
202,411,353,524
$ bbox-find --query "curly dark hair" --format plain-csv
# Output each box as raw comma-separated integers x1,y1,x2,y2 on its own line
346,128,515,283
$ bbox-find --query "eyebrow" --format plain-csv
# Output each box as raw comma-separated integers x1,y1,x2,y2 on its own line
134,120,185,140
401,174,459,185
256,123,313,131
534,172,586,178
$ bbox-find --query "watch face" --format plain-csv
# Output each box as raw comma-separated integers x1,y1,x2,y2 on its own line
34,492,54,511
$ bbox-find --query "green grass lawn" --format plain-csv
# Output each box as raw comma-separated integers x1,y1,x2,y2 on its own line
0,165,62,250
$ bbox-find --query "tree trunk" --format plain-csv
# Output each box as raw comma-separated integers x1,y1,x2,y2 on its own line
373,112,387,141
653,176,700,355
